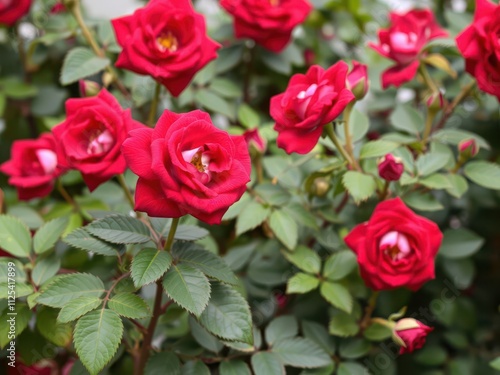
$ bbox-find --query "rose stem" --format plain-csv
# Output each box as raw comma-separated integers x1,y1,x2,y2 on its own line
325,123,360,172
422,108,438,148
418,65,439,93
136,218,179,374
56,179,90,220
341,102,362,171
147,82,162,127
433,80,476,132
116,174,141,217
360,291,380,330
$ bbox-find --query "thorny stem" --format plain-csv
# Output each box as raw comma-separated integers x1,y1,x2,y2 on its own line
147,82,162,126
325,123,360,172
360,291,380,330
434,80,476,132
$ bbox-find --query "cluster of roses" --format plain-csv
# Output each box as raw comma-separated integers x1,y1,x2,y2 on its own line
2,0,498,356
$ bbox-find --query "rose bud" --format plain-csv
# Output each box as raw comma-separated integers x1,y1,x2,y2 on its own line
346,61,369,100
378,154,404,181
311,177,330,197
392,318,433,354
304,49,315,66
50,2,66,14
426,91,445,111
243,128,267,155
79,80,101,97
458,139,479,158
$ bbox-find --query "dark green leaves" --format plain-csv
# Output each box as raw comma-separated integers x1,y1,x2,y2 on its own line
86,215,151,244
342,172,376,203
272,337,333,368
64,228,121,256
108,293,151,319
131,248,172,288
269,209,298,250
33,217,68,254
439,229,484,259
60,47,110,85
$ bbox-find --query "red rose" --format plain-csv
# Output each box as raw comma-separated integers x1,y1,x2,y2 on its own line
270,62,355,154
243,128,267,154
369,9,447,89
392,318,434,354
0,0,31,26
346,60,369,100
344,197,442,291
111,0,219,97
378,153,404,181
122,109,251,224
220,0,312,53
456,0,500,100
0,133,64,200
52,89,142,191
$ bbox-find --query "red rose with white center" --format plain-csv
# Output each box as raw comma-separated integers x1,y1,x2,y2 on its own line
0,133,64,200
122,109,251,224
0,0,31,26
52,89,143,191
270,62,355,154
344,197,443,291
220,0,312,53
456,0,500,100
369,9,448,89
111,0,220,97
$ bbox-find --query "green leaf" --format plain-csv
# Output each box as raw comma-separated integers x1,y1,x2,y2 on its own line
174,225,209,241
490,357,500,371
0,258,26,283
431,129,489,150
145,352,181,375
189,316,224,353
31,253,61,286
338,108,369,143
320,281,352,313
442,258,475,289
236,201,270,235
198,282,253,344
0,303,31,348
0,215,32,258
414,345,447,366
439,229,484,259
255,183,291,207
266,316,299,346
131,248,173,288
337,362,369,375
404,192,444,211
162,264,210,317
302,321,336,355
445,174,468,198
419,174,452,189
338,338,371,359
359,140,399,159
287,273,320,294
64,228,121,256
37,273,105,308
173,242,238,284
464,161,500,190
195,89,235,120
251,352,285,375
329,313,359,337
268,209,298,250
281,246,321,274
389,103,425,134
0,282,33,299
33,217,68,254
363,323,392,341
60,47,110,85
108,293,151,319
58,296,102,323
220,360,252,375
238,103,260,128
1,77,38,99
417,151,451,176
323,251,357,281
182,361,210,375
209,78,242,99
36,307,72,346
272,337,333,368
342,171,376,203
86,214,151,244
74,309,124,375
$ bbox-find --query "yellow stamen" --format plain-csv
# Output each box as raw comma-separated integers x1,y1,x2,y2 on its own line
190,153,205,173
156,32,178,52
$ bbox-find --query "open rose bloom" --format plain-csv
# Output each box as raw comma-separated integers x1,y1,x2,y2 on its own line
0,0,31,26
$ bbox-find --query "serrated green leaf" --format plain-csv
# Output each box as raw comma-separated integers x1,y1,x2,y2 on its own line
74,309,123,375
251,352,285,375
173,225,209,241
445,174,468,198
131,248,172,288
64,228,121,256
31,253,61,286
0,215,32,258
182,360,210,375
0,303,31,348
464,161,500,190
439,229,484,259
220,360,252,375
198,282,253,344
323,251,357,281
86,214,151,244
173,242,237,284
269,209,298,250
0,282,33,299
302,321,336,355
266,316,298,346
287,273,320,294
272,337,333,368
162,264,210,317
145,352,181,375
0,258,26,283
416,151,451,176
389,103,425,134
236,201,270,235
60,47,110,85
189,316,224,353
342,171,376,203
329,313,359,337
58,296,102,323
108,293,150,319
33,217,68,254
338,338,371,359
281,246,321,274
320,281,352,313
359,140,399,159
37,273,105,308
36,307,72,346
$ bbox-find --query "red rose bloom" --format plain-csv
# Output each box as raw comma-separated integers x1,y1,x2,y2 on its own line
111,0,219,97
0,133,64,200
270,62,355,154
369,9,448,89
220,0,312,53
392,318,434,354
52,89,143,191
344,197,442,291
0,0,31,26
122,109,251,224
456,0,500,100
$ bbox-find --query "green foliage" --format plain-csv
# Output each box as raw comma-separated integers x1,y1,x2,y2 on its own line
86,214,152,244
108,293,151,319
0,215,32,257
57,296,102,323
60,47,110,85
33,217,68,254
131,248,173,288
64,227,122,256
269,209,298,250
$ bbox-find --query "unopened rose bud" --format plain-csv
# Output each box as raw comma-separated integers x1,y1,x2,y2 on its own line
458,139,479,158
79,80,100,97
378,154,404,181
426,91,445,111
392,318,433,354
304,49,315,66
243,129,267,155
346,61,369,100
312,177,330,197
50,2,66,14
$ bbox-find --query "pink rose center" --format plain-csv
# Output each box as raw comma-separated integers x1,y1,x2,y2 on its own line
380,231,411,260
295,83,318,118
156,31,179,53
35,149,57,175
182,147,212,184
390,31,418,51
270,0,280,6
87,129,114,155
